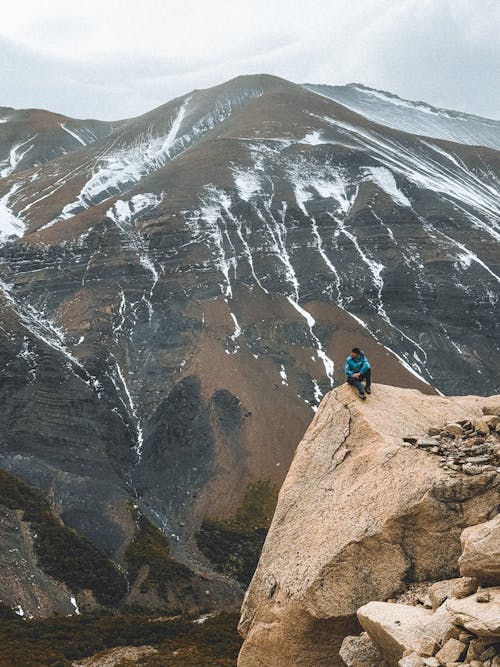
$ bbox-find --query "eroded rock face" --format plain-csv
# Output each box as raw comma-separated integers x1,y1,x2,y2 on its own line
237,384,499,666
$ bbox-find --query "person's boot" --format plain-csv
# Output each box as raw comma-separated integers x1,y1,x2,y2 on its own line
365,385,371,394
359,391,366,400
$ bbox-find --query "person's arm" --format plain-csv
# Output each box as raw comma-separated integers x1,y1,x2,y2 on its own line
345,358,353,376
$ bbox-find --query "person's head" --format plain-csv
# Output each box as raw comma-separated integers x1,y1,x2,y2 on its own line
351,347,361,359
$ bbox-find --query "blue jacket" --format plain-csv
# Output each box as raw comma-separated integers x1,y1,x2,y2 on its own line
345,352,370,377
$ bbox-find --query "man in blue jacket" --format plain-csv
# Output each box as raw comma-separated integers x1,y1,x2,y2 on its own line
345,347,371,399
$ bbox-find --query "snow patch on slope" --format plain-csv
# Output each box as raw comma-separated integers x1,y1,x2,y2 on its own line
233,169,262,201
107,192,162,231
48,99,190,225
362,166,411,207
0,134,38,177
287,297,335,389
59,123,87,147
0,184,26,242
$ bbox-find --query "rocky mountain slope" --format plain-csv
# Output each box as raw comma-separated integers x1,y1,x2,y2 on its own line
0,73,499,617
237,384,500,666
0,106,118,177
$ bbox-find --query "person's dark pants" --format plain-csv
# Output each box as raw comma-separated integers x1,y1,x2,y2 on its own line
347,369,371,395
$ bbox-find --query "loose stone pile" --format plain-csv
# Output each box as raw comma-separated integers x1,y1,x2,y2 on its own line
340,514,500,667
402,403,500,476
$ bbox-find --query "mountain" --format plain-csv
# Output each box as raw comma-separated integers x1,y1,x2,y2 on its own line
0,106,118,177
0,73,499,618
304,82,500,150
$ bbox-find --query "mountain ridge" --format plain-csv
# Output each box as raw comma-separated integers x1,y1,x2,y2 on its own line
304,81,500,149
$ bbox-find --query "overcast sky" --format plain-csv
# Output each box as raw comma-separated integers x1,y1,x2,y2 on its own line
1,0,499,121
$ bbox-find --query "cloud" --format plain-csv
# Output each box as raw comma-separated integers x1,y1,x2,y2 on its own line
0,0,498,120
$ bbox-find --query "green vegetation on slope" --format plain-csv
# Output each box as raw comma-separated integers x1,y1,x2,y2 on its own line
196,480,278,586
0,469,127,607
0,611,241,667
125,507,202,609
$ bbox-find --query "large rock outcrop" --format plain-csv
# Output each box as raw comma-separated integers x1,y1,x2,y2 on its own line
237,383,499,666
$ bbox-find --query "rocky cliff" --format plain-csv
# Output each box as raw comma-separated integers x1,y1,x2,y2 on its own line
238,383,500,666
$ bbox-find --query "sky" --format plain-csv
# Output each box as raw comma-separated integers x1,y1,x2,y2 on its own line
1,0,499,121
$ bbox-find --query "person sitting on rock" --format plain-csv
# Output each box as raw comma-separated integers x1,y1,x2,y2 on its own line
345,347,371,399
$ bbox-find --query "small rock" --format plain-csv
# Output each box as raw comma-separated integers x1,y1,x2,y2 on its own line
475,419,490,436
399,653,425,666
469,444,491,455
483,403,500,416
340,633,385,666
452,577,479,599
458,629,474,643
428,579,463,609
422,658,440,667
403,436,419,444
415,629,440,656
483,415,500,429
465,437,486,447
466,638,485,661
463,464,484,475
446,423,465,437
476,591,491,603
428,427,441,436
422,595,433,609
481,646,497,661
435,638,467,664
417,438,439,448
465,455,493,464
